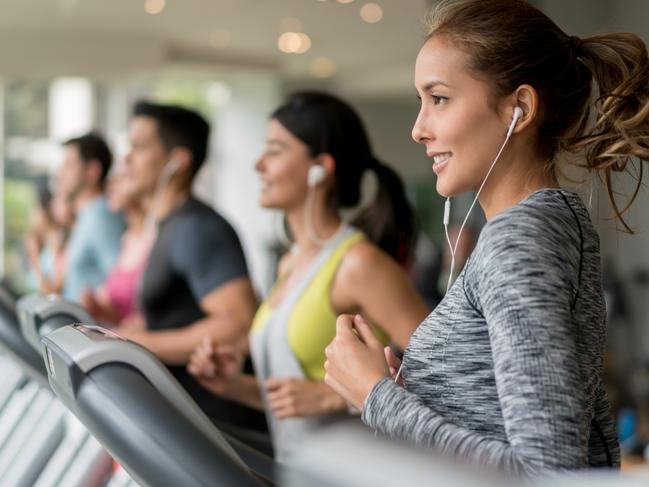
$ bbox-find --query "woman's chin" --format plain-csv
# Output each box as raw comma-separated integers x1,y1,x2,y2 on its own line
435,179,453,198
436,178,468,199
259,197,284,210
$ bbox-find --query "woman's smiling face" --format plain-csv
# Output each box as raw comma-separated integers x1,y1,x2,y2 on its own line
411,35,511,197
255,118,313,211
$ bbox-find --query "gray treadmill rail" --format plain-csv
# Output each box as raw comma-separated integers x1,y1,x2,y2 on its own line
0,295,48,385
0,291,120,487
17,293,93,352
42,324,270,487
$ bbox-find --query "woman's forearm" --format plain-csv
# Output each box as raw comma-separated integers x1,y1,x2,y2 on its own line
320,383,348,414
220,374,264,411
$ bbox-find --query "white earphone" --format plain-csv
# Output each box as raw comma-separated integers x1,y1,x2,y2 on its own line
442,105,523,291
307,164,327,187
145,159,183,232
395,106,523,386
305,163,337,246
508,106,524,138
166,159,182,174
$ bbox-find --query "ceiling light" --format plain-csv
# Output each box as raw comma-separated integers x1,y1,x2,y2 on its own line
278,32,312,54
295,33,312,54
144,0,165,15
278,32,302,53
360,3,383,23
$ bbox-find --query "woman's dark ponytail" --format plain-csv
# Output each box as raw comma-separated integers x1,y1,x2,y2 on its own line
352,158,416,264
273,92,417,263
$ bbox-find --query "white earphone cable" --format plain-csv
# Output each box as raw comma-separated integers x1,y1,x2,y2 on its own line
145,161,180,234
444,126,514,292
395,108,521,384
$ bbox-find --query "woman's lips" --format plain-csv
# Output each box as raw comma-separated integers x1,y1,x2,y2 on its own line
430,152,451,175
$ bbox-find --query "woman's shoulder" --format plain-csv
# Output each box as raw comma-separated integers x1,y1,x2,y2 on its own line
328,238,395,310
481,188,588,245
334,237,405,292
340,237,383,271
471,188,591,278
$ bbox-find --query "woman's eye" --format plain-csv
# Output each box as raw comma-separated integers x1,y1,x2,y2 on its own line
431,95,449,105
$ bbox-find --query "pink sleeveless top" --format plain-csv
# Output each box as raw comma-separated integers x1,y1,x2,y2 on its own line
104,261,146,321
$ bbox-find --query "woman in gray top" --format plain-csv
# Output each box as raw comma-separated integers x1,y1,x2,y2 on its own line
324,0,649,476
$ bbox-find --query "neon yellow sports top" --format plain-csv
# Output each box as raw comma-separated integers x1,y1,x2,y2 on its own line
251,231,389,380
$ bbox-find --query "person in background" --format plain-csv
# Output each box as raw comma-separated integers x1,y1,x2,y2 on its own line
50,191,75,234
188,92,430,463
25,187,68,294
117,101,264,431
58,132,125,302
81,167,153,327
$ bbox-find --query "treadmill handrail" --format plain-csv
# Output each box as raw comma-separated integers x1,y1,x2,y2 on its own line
77,362,266,486
18,294,93,325
17,294,93,351
42,324,247,471
0,298,48,385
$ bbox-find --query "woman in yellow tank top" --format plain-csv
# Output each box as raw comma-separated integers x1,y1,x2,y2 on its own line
188,92,429,461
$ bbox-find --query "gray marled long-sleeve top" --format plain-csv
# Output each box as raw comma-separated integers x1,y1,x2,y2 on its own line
362,188,620,476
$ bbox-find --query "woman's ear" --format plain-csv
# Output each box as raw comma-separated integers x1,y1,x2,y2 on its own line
316,153,337,183
508,84,539,134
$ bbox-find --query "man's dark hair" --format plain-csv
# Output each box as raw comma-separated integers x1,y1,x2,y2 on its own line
63,132,113,186
133,101,210,178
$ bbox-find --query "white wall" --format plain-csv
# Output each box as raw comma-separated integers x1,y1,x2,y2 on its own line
211,71,282,296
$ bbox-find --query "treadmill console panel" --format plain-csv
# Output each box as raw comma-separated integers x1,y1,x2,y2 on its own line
43,324,129,400
42,333,85,400
75,324,125,342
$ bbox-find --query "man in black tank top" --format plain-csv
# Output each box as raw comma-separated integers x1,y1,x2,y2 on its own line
120,101,265,430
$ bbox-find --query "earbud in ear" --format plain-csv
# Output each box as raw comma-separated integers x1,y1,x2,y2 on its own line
168,160,181,172
161,160,182,179
307,165,326,188
507,106,524,137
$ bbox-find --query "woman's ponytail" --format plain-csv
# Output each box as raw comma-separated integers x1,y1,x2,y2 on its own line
351,158,416,265
569,33,649,232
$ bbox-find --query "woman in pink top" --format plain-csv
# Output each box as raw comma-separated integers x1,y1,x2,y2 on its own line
81,168,153,327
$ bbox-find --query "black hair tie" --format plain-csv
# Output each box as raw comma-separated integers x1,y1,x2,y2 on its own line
568,35,582,56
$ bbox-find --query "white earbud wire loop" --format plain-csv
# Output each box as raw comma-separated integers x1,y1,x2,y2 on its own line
394,109,520,385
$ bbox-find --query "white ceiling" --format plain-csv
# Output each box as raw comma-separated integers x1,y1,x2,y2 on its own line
0,0,432,96
0,0,647,97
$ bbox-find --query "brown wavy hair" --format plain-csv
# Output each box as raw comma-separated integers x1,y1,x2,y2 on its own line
427,0,649,232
